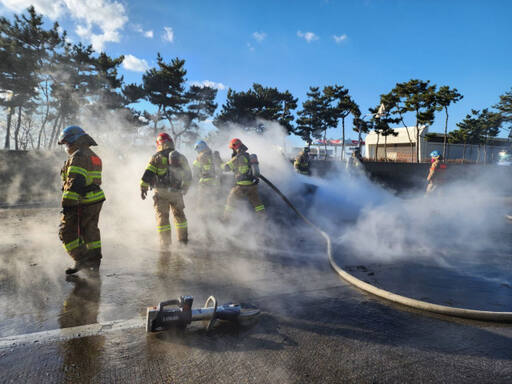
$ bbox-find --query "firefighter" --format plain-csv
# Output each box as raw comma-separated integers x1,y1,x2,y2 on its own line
58,126,105,275
140,133,192,248
223,138,265,220
294,147,311,176
212,150,226,185
193,140,216,186
426,150,446,194
192,140,218,218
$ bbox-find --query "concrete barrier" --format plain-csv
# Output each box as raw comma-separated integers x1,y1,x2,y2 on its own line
0,150,64,206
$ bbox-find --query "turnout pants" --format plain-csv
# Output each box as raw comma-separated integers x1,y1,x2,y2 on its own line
59,202,103,262
224,184,265,219
153,189,187,245
197,182,222,220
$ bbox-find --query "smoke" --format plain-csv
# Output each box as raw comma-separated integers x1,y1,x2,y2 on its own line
2,103,512,337
331,168,512,285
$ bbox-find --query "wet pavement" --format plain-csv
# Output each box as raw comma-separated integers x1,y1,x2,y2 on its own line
1,208,512,383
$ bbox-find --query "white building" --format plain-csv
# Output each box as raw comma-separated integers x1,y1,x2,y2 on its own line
365,126,510,163
365,126,428,162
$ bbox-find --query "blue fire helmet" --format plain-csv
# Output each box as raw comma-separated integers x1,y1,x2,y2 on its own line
58,125,86,145
430,150,441,158
194,140,208,153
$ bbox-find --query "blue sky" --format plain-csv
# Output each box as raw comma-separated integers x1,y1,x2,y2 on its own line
1,0,511,145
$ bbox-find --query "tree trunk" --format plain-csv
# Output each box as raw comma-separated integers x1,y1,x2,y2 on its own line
400,117,414,163
462,141,467,162
4,107,14,149
341,117,345,160
442,107,449,162
37,96,51,150
415,116,420,163
53,118,65,148
48,113,61,149
154,105,161,134
323,130,328,160
484,135,488,165
14,105,22,150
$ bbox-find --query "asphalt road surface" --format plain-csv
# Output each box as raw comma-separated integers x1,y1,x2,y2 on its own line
1,207,511,383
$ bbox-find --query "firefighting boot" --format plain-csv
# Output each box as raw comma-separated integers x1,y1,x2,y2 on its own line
65,248,87,275
176,222,188,247
178,239,188,248
159,230,172,251
65,250,101,275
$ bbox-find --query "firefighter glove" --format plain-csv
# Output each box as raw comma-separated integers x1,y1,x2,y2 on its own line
141,187,148,200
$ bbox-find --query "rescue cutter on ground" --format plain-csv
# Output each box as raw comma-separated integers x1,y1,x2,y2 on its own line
146,295,261,333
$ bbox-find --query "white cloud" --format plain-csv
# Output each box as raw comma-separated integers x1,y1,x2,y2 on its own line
247,42,255,51
134,24,154,38
252,32,266,42
1,0,65,18
333,34,348,43
190,80,226,91
297,30,319,43
122,54,149,72
162,26,174,43
0,0,128,51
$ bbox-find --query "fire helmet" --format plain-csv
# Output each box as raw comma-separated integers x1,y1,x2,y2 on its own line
430,150,441,159
58,125,86,145
229,138,243,150
156,133,174,150
194,140,208,153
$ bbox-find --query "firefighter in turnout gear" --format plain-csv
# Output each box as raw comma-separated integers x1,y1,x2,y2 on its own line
193,140,219,213
58,126,105,275
140,133,192,248
426,150,447,194
294,147,311,176
223,138,265,220
193,140,217,187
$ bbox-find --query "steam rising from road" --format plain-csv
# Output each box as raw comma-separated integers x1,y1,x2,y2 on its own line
1,110,511,337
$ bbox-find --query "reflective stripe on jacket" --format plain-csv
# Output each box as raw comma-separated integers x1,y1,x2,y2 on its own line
141,150,192,191
61,147,105,207
224,151,255,186
193,150,216,184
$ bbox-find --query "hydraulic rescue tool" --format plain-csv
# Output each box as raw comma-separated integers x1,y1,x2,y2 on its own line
146,295,261,333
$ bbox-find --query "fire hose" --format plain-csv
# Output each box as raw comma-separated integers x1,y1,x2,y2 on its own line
259,174,512,322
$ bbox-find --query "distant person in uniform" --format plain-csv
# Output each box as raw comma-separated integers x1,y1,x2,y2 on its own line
426,150,447,194
294,147,311,176
497,150,512,221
